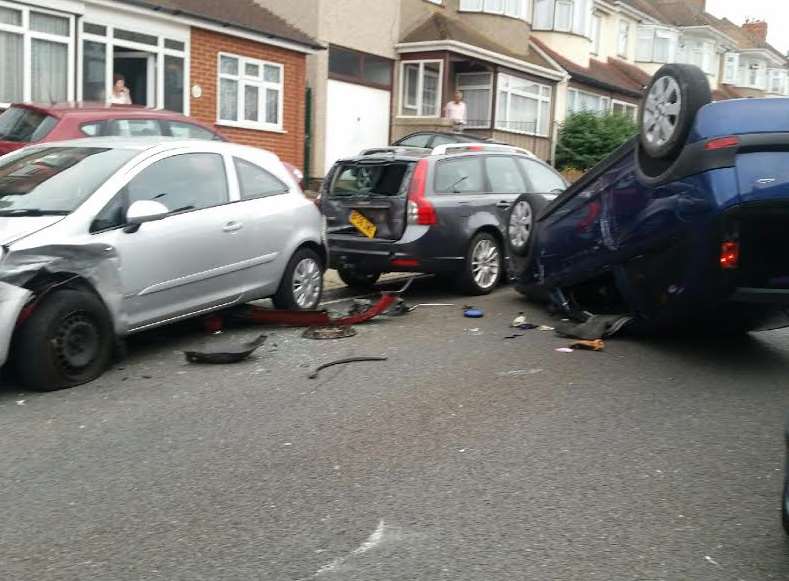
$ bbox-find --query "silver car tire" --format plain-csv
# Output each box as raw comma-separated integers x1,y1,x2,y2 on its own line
273,247,324,310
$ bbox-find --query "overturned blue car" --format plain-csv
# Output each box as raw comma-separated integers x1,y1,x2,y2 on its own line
509,64,789,333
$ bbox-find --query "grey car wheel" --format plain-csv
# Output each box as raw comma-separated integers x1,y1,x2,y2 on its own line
458,232,502,295
273,247,324,310
642,75,682,156
508,200,534,256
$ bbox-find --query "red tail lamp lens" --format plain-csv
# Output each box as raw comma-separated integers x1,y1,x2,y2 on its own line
705,136,740,151
720,241,739,269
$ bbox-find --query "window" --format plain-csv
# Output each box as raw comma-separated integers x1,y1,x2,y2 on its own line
735,56,768,89
0,5,74,105
637,26,678,64
218,53,284,131
80,21,187,112
234,158,288,200
679,38,715,75
612,100,638,121
769,69,786,94
400,60,442,117
0,106,57,142
460,0,530,19
532,0,592,37
329,46,393,88
434,157,485,193
722,52,739,84
167,122,219,140
485,156,526,193
496,73,552,136
517,157,566,193
398,133,433,148
456,72,493,128
567,88,610,116
80,122,102,137
125,153,229,212
618,20,630,58
107,119,163,137
591,14,601,55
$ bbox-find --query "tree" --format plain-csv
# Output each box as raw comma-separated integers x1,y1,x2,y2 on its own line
555,111,638,172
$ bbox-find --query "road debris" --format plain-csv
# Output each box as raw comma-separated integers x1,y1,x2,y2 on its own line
538,325,555,331
704,556,719,566
308,356,388,379
497,369,543,377
512,312,527,327
303,326,357,340
464,306,484,318
184,334,267,364
409,303,456,310
555,347,574,353
555,314,632,340
570,339,606,352
16,400,25,406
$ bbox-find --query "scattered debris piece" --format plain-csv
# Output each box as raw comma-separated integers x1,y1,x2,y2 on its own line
570,339,606,352
466,328,483,336
184,334,267,364
348,299,373,315
538,325,555,331
16,400,25,406
497,369,543,377
409,303,456,310
555,314,632,340
512,312,527,327
303,326,357,340
704,556,719,566
308,356,388,379
555,347,574,353
464,306,484,318
503,333,524,340
384,298,411,316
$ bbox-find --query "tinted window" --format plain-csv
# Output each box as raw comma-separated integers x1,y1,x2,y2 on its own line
167,121,218,140
485,156,526,194
397,134,432,148
518,158,567,193
0,147,137,215
81,122,102,137
234,158,288,200
431,134,461,147
125,153,228,212
434,157,485,194
107,119,163,137
0,107,57,142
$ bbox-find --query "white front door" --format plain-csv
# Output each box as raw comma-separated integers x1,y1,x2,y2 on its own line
325,80,391,174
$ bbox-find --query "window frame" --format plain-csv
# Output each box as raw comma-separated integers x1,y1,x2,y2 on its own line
216,51,285,133
611,99,638,121
516,155,567,193
399,59,444,118
636,25,678,64
590,13,601,55
617,19,630,58
328,45,393,90
0,0,75,108
232,156,289,201
484,154,528,194
459,0,531,20
768,68,787,95
432,155,487,194
495,72,552,137
532,0,592,37
566,87,610,116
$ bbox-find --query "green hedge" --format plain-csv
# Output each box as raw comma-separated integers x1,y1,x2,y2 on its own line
556,111,638,172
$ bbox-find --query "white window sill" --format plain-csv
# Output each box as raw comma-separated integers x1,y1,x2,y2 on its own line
495,125,549,138
216,120,286,134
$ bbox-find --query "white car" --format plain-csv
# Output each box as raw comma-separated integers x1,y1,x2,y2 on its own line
0,138,325,390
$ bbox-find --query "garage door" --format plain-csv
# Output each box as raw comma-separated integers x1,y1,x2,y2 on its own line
325,80,391,174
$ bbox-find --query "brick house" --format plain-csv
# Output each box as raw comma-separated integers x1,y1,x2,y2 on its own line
0,0,321,168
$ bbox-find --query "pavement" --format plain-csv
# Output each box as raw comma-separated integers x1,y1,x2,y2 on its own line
1,278,789,580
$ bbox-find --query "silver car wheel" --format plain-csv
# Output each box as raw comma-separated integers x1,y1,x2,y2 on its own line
643,75,682,150
292,257,322,309
471,238,500,290
509,201,533,251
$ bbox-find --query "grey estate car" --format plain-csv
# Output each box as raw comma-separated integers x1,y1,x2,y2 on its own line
320,143,567,294
0,138,325,390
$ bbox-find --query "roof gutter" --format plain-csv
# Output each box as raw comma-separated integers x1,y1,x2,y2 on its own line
99,0,324,54
569,71,644,99
395,40,567,81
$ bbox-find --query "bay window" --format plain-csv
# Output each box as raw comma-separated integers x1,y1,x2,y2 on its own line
612,100,638,121
722,52,738,84
679,38,715,75
460,0,531,19
218,53,283,130
532,0,591,37
400,60,443,117
567,88,610,116
769,69,786,94
636,26,677,64
495,73,552,136
456,72,493,128
0,3,74,105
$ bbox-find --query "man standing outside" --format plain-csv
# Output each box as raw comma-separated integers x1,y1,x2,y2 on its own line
444,90,467,132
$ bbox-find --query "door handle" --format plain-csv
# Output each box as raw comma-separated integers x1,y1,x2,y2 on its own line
223,221,243,233
495,201,512,209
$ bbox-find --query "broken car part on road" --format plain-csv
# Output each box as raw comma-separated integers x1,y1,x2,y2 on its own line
308,356,389,379
184,334,267,364
302,326,357,340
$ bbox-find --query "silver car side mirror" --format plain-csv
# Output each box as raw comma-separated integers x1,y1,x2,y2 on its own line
126,200,169,225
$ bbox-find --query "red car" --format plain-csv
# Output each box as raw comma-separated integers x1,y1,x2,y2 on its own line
0,102,304,185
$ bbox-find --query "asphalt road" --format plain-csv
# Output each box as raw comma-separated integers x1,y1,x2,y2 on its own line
1,279,789,580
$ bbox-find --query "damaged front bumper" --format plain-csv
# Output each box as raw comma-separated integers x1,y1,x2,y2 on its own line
0,281,33,368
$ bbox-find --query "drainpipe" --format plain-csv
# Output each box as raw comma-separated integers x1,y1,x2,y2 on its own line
304,86,312,189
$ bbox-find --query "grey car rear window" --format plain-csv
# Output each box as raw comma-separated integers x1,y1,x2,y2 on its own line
517,157,567,193
434,157,484,193
486,155,526,193
330,162,411,197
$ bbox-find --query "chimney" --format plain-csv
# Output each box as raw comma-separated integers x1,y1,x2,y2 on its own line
656,0,705,11
742,18,768,43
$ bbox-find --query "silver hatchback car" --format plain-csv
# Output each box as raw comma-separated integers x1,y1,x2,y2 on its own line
0,138,325,390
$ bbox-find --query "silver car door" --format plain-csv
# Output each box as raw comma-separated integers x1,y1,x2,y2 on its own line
91,151,249,330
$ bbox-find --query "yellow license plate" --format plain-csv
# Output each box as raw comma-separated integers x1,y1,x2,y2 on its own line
349,210,377,239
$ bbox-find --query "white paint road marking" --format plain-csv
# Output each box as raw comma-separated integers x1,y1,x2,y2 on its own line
314,519,386,577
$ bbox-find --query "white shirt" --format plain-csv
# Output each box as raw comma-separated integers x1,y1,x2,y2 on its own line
445,100,467,124
109,90,132,105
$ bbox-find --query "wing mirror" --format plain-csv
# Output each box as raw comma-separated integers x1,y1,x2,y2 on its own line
126,200,169,225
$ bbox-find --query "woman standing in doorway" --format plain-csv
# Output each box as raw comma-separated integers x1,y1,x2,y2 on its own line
109,74,132,105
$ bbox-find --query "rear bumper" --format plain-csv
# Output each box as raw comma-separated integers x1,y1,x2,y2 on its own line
731,287,789,305
327,229,465,275
0,282,33,368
